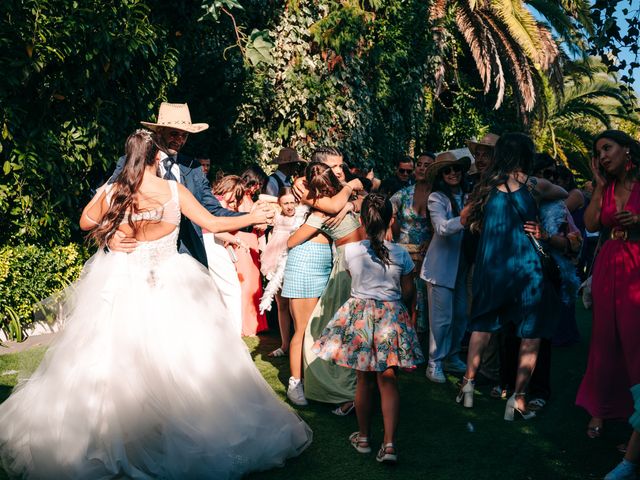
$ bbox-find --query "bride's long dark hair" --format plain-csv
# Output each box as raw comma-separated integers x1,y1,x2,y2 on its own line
88,129,160,247
466,132,535,233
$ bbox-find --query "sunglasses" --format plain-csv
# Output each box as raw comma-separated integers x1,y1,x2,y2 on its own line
398,168,413,174
442,165,463,175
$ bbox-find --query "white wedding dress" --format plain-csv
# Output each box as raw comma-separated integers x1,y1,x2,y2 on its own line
0,181,312,479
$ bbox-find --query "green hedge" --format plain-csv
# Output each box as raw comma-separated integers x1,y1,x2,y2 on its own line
0,243,88,341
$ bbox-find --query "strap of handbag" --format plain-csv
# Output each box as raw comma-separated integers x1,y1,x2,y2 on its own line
503,180,549,258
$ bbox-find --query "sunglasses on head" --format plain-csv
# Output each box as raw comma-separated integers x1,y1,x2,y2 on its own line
442,165,462,175
398,168,413,174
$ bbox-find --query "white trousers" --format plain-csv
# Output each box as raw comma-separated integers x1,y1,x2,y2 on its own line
426,264,468,365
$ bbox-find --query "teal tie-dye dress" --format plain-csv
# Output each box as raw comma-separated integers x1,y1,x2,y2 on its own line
469,186,557,339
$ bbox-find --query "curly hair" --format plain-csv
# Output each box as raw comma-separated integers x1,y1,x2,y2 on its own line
466,132,535,233
87,129,160,247
361,193,393,266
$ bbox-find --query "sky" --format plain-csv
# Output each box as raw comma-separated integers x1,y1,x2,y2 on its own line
612,0,639,94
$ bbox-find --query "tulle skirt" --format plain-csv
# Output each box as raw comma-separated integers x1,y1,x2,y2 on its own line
0,244,311,479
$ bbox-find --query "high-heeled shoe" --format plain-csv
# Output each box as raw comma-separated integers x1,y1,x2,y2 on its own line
456,377,475,408
504,393,536,421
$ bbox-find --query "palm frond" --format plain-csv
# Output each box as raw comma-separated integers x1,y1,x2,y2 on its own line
481,10,535,112
491,0,542,64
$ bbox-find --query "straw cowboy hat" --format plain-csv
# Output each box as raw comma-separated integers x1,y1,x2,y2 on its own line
425,151,471,184
465,133,500,158
271,147,305,165
140,102,209,134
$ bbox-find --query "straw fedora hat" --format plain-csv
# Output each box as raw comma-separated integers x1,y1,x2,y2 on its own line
140,102,209,134
465,133,499,158
425,151,471,184
271,147,305,165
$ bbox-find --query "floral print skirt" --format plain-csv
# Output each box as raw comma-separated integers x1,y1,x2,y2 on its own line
312,297,425,372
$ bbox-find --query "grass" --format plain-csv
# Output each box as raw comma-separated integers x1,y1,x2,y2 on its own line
0,304,631,479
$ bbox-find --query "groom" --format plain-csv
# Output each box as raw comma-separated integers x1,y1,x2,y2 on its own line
108,102,247,267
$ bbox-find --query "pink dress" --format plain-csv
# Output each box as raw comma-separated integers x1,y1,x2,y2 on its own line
576,181,640,419
235,195,268,336
236,229,268,336
260,214,299,278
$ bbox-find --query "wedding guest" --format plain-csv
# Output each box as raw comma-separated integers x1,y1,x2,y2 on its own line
390,153,434,334
260,188,303,357
456,132,567,420
379,155,415,196
282,162,363,406
312,193,424,464
214,173,268,337
464,134,501,386
466,133,499,190
198,158,211,177
264,148,305,196
291,160,366,413
421,152,471,383
576,130,640,440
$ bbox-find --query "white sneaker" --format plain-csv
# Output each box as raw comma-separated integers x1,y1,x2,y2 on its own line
426,363,446,383
287,377,308,406
443,356,467,374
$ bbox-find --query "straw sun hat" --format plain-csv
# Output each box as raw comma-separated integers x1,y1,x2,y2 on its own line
425,151,471,184
271,147,305,165
465,133,500,158
140,102,209,134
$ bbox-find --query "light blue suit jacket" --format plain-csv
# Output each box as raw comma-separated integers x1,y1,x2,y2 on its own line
420,191,466,289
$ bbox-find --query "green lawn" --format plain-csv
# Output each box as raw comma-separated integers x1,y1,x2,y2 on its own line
0,304,630,479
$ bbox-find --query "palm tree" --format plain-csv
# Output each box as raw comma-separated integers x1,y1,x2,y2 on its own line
429,0,592,117
533,58,638,176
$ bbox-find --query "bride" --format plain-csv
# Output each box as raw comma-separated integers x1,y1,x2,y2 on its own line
0,130,312,479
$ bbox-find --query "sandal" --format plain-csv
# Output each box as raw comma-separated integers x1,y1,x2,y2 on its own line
332,402,355,416
349,432,371,453
527,398,546,411
268,347,287,358
376,443,398,464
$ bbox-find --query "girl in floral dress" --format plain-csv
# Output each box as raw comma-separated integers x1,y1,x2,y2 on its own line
312,193,424,464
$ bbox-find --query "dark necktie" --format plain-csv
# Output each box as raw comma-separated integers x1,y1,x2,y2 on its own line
163,157,177,181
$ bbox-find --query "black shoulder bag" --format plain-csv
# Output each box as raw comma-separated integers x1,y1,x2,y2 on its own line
505,183,562,291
